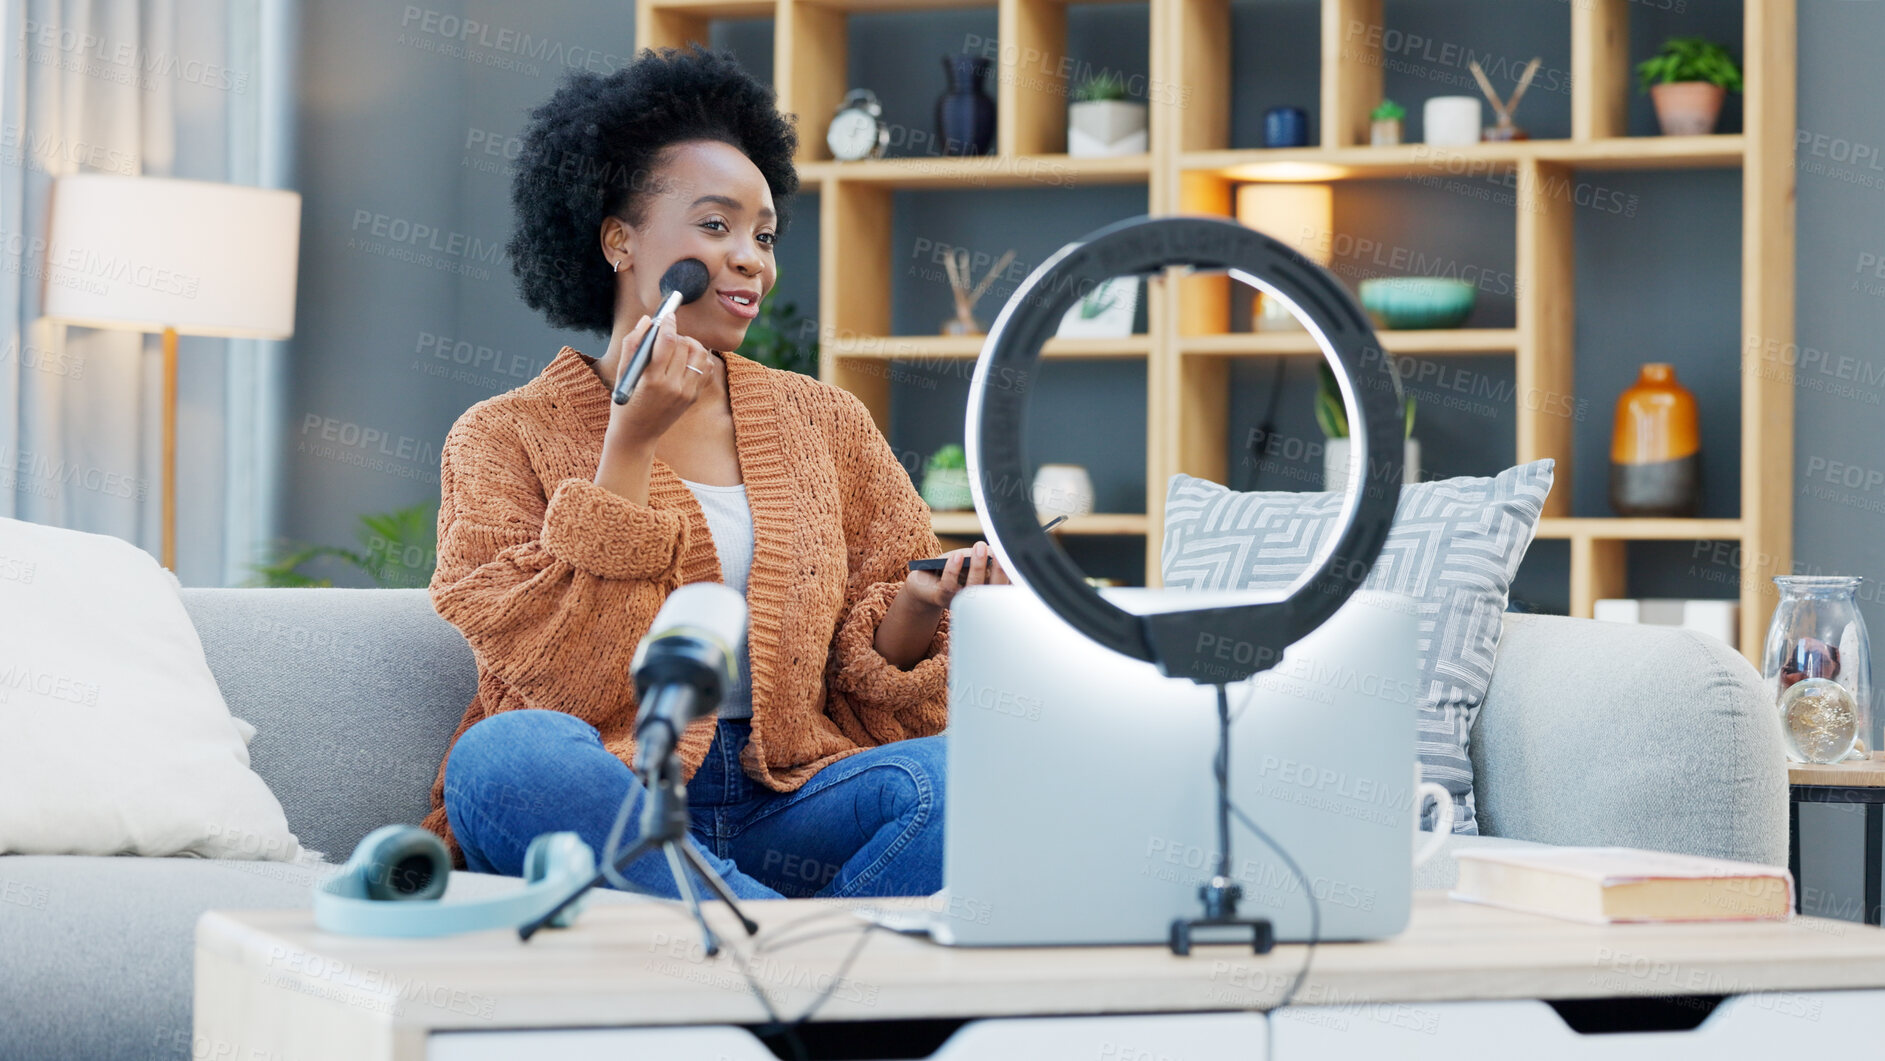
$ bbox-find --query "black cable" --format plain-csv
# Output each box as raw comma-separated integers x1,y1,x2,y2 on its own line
715,902,884,1060
1244,358,1290,491
1228,799,1319,1013
1214,678,1320,1039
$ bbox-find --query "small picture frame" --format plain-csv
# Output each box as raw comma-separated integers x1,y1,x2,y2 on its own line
1056,276,1140,339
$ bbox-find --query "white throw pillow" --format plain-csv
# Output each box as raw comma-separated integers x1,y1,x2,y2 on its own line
0,517,308,861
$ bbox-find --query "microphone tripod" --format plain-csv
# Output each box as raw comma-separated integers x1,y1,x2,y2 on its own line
518,687,758,954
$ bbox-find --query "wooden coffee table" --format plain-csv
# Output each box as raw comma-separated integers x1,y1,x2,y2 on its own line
1789,751,1885,924
195,891,1885,1059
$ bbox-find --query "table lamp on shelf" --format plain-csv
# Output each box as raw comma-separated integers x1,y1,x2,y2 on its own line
40,174,302,573
1235,183,1333,332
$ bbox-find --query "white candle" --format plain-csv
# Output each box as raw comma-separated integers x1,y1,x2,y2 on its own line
1423,96,1483,147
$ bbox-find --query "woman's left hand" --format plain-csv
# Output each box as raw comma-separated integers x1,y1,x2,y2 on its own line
903,541,1010,610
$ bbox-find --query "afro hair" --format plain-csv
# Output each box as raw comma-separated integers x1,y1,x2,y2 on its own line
506,44,800,336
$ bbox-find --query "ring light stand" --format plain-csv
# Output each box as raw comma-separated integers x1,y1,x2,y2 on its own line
965,215,1406,954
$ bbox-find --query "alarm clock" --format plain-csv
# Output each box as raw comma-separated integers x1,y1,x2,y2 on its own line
827,89,889,162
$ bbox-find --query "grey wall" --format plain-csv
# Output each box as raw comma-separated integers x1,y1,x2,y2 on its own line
281,1,1885,911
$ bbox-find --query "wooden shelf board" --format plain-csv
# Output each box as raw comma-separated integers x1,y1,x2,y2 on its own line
932,511,1148,536
1178,329,1518,357
1182,136,1745,182
641,0,775,16
797,153,1150,189
831,335,1151,360
1535,518,1746,541
754,0,1144,9
1790,752,1885,789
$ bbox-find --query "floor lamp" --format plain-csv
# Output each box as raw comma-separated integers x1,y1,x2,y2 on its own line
40,175,301,573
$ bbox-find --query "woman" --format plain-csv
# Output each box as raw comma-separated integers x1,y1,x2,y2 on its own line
420,45,1007,900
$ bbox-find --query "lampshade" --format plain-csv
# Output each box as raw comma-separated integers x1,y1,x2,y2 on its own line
1236,183,1333,331
41,175,300,340
1234,183,1333,266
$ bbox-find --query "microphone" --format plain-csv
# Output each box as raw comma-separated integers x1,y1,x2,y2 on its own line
629,582,747,779
613,258,713,405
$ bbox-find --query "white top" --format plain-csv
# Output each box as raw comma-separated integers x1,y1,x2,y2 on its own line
680,478,754,721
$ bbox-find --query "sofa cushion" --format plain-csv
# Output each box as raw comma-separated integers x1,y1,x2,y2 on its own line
1161,461,1554,836
178,589,479,858
0,855,649,1061
0,519,305,862
1471,612,1789,868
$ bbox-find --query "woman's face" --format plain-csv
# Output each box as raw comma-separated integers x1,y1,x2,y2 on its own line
607,139,779,354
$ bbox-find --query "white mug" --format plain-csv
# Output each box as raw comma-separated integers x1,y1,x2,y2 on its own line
1423,96,1483,147
1412,767,1455,869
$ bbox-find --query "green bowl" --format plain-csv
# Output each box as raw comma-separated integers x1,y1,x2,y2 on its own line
1358,278,1476,330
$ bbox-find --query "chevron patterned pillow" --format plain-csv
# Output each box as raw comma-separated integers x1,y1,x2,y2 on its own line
1160,460,1554,835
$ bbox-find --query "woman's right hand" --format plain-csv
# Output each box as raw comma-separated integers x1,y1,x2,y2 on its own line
604,313,713,454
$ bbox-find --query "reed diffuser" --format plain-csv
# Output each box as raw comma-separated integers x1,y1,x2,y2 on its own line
1470,57,1541,142
941,246,1015,336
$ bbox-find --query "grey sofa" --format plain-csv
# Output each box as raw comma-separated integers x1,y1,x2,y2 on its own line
0,588,1787,1061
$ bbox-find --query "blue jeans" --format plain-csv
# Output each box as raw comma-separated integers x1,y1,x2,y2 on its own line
442,709,945,900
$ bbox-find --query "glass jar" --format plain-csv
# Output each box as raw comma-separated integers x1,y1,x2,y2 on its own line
1763,576,1873,764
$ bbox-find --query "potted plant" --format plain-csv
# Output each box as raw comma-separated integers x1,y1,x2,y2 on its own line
1369,99,1406,146
1067,71,1147,158
1636,36,1742,136
1316,362,1419,493
245,502,438,588
919,444,973,511
734,273,818,377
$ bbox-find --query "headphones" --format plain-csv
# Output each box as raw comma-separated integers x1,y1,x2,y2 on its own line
966,215,1404,686
313,824,597,938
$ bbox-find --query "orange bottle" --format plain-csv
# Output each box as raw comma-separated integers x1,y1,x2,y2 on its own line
1609,363,1700,517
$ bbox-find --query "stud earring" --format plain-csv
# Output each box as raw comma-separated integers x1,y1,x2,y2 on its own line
612,259,623,273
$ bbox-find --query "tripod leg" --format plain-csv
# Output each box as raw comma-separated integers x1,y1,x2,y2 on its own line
677,840,761,937
520,833,663,941
667,842,722,957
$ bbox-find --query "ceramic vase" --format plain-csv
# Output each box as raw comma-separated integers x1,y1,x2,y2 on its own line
936,56,996,156
1031,464,1095,521
1322,438,1420,493
1609,363,1700,517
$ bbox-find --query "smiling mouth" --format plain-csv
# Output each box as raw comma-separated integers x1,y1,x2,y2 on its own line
716,290,760,319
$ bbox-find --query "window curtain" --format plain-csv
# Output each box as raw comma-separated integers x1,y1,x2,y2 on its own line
0,0,293,586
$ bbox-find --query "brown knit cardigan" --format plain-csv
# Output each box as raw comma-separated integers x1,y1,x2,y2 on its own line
419,345,951,866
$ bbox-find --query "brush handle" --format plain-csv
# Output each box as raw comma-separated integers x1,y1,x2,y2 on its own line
613,288,685,405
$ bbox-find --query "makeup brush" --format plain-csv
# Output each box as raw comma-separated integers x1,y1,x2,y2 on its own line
614,258,712,405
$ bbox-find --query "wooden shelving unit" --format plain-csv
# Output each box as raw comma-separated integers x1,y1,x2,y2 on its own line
636,0,1796,660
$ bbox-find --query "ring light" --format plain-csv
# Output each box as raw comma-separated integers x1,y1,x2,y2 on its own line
965,215,1406,686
